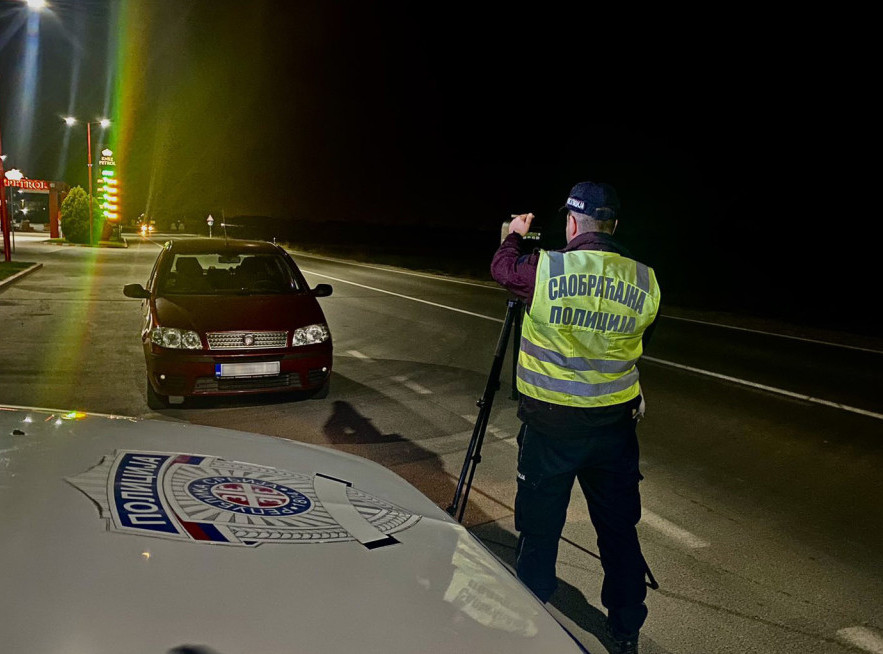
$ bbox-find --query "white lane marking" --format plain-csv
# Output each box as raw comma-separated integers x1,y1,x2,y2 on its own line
643,356,883,421
458,415,710,550
347,349,372,361
291,251,497,289
391,376,433,395
641,510,710,549
460,414,515,444
303,269,877,420
460,413,709,549
837,627,883,654
302,270,505,322
662,314,883,354
301,251,881,354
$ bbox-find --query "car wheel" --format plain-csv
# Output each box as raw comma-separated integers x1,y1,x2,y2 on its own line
146,378,169,410
310,378,330,400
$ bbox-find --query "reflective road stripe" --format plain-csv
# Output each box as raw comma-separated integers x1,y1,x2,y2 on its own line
837,627,883,654
520,337,636,374
517,364,639,397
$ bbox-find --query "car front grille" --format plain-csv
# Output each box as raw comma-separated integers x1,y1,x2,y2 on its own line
194,373,302,392
206,331,288,350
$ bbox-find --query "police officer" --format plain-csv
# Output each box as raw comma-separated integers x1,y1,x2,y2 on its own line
491,181,660,654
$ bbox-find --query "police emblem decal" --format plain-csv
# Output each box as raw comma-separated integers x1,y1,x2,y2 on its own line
66,450,420,546
187,477,312,517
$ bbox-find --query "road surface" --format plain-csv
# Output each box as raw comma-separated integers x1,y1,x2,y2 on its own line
1,233,881,654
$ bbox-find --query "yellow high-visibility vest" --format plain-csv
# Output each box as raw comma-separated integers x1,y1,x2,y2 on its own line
517,249,661,407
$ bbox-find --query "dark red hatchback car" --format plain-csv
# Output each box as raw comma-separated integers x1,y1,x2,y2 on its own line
124,238,333,409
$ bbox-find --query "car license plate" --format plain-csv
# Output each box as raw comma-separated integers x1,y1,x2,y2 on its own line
215,361,280,378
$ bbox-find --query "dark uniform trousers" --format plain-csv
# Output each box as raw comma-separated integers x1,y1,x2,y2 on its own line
514,417,648,638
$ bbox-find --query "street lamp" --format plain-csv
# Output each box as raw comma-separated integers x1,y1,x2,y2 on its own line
63,116,111,243
0,0,48,262
0,127,10,262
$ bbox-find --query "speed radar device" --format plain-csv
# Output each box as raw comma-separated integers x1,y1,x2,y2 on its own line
500,219,542,245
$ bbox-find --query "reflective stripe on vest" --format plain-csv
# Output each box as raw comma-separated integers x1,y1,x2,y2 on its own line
517,248,660,408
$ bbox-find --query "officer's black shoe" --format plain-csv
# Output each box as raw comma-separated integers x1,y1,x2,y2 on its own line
605,621,639,654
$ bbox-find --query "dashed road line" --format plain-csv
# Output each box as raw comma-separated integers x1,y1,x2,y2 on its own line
837,627,883,654
459,414,711,549
391,376,433,395
462,416,709,547
346,349,373,361
641,510,710,549
460,414,515,444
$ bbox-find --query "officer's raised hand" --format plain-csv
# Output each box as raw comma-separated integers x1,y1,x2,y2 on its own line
509,213,535,236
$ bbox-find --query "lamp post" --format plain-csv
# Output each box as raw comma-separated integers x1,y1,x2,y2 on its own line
0,137,10,262
0,0,47,261
64,116,110,243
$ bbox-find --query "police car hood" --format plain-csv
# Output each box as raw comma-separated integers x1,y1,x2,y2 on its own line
0,406,585,654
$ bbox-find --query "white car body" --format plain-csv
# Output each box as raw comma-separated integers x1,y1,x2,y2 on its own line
0,406,587,653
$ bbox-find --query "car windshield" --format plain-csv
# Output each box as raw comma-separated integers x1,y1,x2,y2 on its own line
158,252,302,296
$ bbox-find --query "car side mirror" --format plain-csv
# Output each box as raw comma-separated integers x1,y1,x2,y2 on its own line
123,283,151,299
312,283,333,297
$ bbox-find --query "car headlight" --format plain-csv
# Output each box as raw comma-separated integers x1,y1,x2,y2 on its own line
292,323,330,346
150,327,202,349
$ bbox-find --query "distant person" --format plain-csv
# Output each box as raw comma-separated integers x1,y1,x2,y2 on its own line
491,181,661,654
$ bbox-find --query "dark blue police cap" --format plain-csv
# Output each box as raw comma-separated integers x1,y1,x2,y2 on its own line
561,181,620,220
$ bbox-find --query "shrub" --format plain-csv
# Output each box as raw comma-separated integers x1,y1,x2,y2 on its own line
60,186,99,244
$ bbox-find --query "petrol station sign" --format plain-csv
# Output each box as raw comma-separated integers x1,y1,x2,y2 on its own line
97,148,119,222
3,169,52,193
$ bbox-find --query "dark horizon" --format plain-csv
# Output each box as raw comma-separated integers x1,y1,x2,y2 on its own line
1,2,877,334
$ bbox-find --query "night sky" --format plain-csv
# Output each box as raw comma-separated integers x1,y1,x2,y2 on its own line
1,2,877,332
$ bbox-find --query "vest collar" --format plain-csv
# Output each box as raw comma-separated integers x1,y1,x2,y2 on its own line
564,231,631,258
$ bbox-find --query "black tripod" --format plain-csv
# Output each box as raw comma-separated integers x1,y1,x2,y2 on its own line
447,297,523,523
446,297,659,591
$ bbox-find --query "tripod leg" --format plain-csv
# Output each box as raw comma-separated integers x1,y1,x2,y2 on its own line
447,299,522,521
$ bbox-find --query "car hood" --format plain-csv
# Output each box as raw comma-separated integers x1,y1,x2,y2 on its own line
154,294,327,332
0,406,586,654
